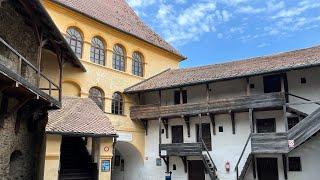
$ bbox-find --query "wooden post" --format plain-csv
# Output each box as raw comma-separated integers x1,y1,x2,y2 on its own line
206,84,210,102
252,155,256,179
158,90,162,105
199,114,202,141
162,118,169,139
282,154,288,179
283,105,288,131
138,92,141,105
249,108,254,133
183,116,191,138
246,77,251,96
179,88,183,104
159,117,161,157
281,75,285,93
231,111,235,134
209,113,216,135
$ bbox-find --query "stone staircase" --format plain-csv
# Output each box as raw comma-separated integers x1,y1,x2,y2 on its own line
59,137,97,180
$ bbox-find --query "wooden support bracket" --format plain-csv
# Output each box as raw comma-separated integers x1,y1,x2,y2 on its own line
162,118,169,139
142,120,148,135
183,116,190,137
209,113,216,135
161,156,170,173
180,156,187,173
230,111,236,134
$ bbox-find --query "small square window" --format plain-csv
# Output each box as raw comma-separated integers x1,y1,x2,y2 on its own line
250,84,255,89
289,157,302,171
301,77,307,84
161,129,165,134
219,126,223,132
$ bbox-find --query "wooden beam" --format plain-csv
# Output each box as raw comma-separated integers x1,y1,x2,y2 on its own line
282,154,288,180
209,113,216,135
230,111,236,134
180,156,187,173
206,84,210,102
162,118,169,139
158,90,162,105
159,117,162,145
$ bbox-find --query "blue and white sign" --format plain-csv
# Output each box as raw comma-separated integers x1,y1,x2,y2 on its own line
101,160,110,172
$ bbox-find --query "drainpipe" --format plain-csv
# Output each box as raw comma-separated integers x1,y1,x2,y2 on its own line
111,136,118,171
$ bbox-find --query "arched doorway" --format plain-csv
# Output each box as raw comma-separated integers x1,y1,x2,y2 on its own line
112,142,144,180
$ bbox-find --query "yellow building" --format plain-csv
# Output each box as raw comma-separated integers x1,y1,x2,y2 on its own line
41,0,185,179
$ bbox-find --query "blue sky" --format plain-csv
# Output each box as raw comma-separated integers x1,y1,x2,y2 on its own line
127,0,320,68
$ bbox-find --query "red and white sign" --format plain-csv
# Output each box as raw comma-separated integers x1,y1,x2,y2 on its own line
288,140,295,148
104,146,110,152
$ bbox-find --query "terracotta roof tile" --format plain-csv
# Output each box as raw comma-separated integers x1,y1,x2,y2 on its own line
50,0,185,59
125,45,320,93
46,97,116,136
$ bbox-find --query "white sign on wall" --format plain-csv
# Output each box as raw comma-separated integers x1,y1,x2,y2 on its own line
288,140,295,148
117,132,133,142
160,150,167,156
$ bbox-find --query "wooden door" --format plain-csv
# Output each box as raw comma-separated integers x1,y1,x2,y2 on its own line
188,160,205,180
257,158,279,180
256,118,276,133
196,123,212,150
172,125,183,143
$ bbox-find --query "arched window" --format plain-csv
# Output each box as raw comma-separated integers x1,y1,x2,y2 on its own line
112,44,125,71
132,52,144,77
89,87,104,110
112,92,123,115
65,27,83,58
90,37,105,65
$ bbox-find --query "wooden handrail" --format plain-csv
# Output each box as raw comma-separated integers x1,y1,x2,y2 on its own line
0,37,60,100
287,93,320,106
235,133,251,179
201,139,217,171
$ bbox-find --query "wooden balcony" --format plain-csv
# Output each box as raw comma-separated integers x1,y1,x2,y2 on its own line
0,37,60,107
131,93,286,120
159,143,202,157
251,133,289,154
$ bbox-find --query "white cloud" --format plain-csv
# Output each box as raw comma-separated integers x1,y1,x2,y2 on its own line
127,0,156,8
237,6,265,14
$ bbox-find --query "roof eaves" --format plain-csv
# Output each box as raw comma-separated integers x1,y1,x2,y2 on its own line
125,61,320,94
35,0,86,72
46,131,118,137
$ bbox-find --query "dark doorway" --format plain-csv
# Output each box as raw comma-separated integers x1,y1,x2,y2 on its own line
256,118,276,133
188,160,205,180
257,158,279,180
172,125,183,143
196,123,212,150
263,74,282,93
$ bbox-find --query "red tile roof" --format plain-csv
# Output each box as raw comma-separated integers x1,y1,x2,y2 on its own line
46,97,116,137
50,0,185,59
125,45,320,93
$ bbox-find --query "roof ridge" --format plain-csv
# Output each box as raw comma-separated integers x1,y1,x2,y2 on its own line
176,44,320,72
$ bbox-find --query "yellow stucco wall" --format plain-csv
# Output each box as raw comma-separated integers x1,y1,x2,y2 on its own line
43,135,62,180
41,1,181,179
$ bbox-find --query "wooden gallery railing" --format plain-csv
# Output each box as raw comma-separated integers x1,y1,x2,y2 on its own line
0,37,61,102
235,134,252,180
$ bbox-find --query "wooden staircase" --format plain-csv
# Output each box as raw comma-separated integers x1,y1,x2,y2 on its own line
237,154,253,180
288,107,320,151
59,137,97,180
201,140,218,180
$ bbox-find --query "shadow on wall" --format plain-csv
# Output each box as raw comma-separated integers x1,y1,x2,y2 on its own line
112,141,144,180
